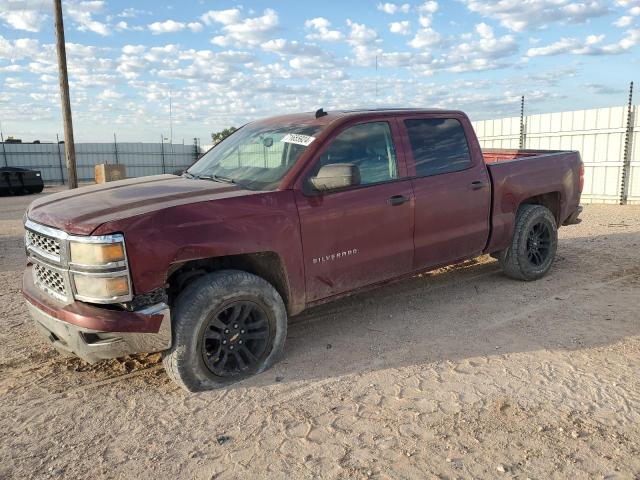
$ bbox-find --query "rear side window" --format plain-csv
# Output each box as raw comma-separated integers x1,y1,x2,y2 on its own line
404,118,471,177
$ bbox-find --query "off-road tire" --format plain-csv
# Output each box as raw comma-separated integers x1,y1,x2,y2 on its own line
162,270,287,392
498,204,558,281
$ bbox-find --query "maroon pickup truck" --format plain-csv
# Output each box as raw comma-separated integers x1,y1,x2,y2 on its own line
23,108,583,391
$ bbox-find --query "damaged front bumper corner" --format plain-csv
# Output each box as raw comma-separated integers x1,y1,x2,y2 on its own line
26,302,171,363
23,266,171,363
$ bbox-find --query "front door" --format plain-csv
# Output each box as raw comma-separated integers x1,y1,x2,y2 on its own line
294,120,414,302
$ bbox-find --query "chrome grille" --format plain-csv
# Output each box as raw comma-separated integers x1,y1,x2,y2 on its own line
26,230,61,259
34,263,67,299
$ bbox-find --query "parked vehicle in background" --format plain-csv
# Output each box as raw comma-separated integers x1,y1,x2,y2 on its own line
22,108,583,391
1,167,44,195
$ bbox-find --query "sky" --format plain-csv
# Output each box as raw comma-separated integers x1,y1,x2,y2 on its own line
0,0,638,144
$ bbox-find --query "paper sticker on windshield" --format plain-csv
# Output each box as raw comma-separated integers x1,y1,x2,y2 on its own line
281,134,316,147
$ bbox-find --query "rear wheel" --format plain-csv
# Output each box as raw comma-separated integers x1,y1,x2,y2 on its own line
162,270,287,392
498,204,557,281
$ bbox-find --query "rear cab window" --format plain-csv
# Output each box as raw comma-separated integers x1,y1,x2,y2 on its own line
404,118,472,177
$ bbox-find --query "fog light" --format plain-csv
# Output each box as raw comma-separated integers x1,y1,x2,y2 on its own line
73,274,129,300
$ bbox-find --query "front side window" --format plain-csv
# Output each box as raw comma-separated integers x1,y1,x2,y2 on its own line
315,122,398,186
404,118,471,177
188,123,322,191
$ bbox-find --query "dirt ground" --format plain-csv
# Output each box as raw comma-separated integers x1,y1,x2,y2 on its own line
1,188,639,480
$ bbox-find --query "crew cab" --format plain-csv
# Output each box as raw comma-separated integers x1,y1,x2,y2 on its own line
22,108,583,391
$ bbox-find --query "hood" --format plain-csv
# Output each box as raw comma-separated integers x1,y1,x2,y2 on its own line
27,174,251,234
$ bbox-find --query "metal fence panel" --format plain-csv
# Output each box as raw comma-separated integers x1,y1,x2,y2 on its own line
473,104,638,205
1,142,197,184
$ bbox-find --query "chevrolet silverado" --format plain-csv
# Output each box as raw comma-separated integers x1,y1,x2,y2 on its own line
23,108,583,391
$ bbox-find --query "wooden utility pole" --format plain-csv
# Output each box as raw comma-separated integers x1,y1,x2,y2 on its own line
53,0,78,188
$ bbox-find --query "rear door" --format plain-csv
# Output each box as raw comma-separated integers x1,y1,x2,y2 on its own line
398,114,491,269
294,119,414,302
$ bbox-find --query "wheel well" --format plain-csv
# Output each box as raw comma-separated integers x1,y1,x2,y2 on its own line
521,192,561,225
166,252,291,312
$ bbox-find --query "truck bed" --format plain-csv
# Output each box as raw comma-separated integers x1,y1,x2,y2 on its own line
481,148,583,255
482,148,567,164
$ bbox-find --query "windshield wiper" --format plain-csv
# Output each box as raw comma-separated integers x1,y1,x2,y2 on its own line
193,173,237,185
212,174,236,184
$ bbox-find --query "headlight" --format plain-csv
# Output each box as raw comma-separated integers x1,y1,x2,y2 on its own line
68,233,131,303
70,240,125,266
73,274,130,301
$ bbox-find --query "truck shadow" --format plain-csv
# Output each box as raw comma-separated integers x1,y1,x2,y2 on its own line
235,230,640,390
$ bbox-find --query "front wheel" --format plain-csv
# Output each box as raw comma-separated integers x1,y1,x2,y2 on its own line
162,270,287,392
498,204,558,281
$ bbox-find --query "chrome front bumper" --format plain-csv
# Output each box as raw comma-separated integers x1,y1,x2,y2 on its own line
27,302,172,363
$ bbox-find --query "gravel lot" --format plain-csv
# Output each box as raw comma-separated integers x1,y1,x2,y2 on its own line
1,188,639,479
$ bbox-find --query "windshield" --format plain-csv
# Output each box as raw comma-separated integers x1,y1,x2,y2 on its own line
187,123,322,190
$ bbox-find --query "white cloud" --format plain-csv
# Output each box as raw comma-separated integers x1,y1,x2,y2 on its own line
0,35,39,59
304,17,344,41
614,16,633,27
527,37,580,57
205,8,279,47
148,20,186,34
345,19,381,65
117,8,146,19
117,45,147,79
114,20,144,32
66,0,111,36
442,22,518,72
0,64,24,72
188,22,203,33
0,9,44,32
408,3,440,49
390,20,411,35
4,76,31,89
98,88,123,100
200,8,242,26
408,27,440,48
0,0,49,32
464,0,611,32
418,1,439,14
527,29,640,56
122,44,145,55
614,3,640,26
377,3,410,14
346,20,378,45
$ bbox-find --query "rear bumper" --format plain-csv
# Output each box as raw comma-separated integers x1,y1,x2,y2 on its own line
23,266,171,363
563,205,583,226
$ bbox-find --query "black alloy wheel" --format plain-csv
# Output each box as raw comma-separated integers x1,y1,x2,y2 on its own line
526,221,552,267
201,301,271,377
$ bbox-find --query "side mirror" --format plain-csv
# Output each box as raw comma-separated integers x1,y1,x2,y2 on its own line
310,163,361,192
